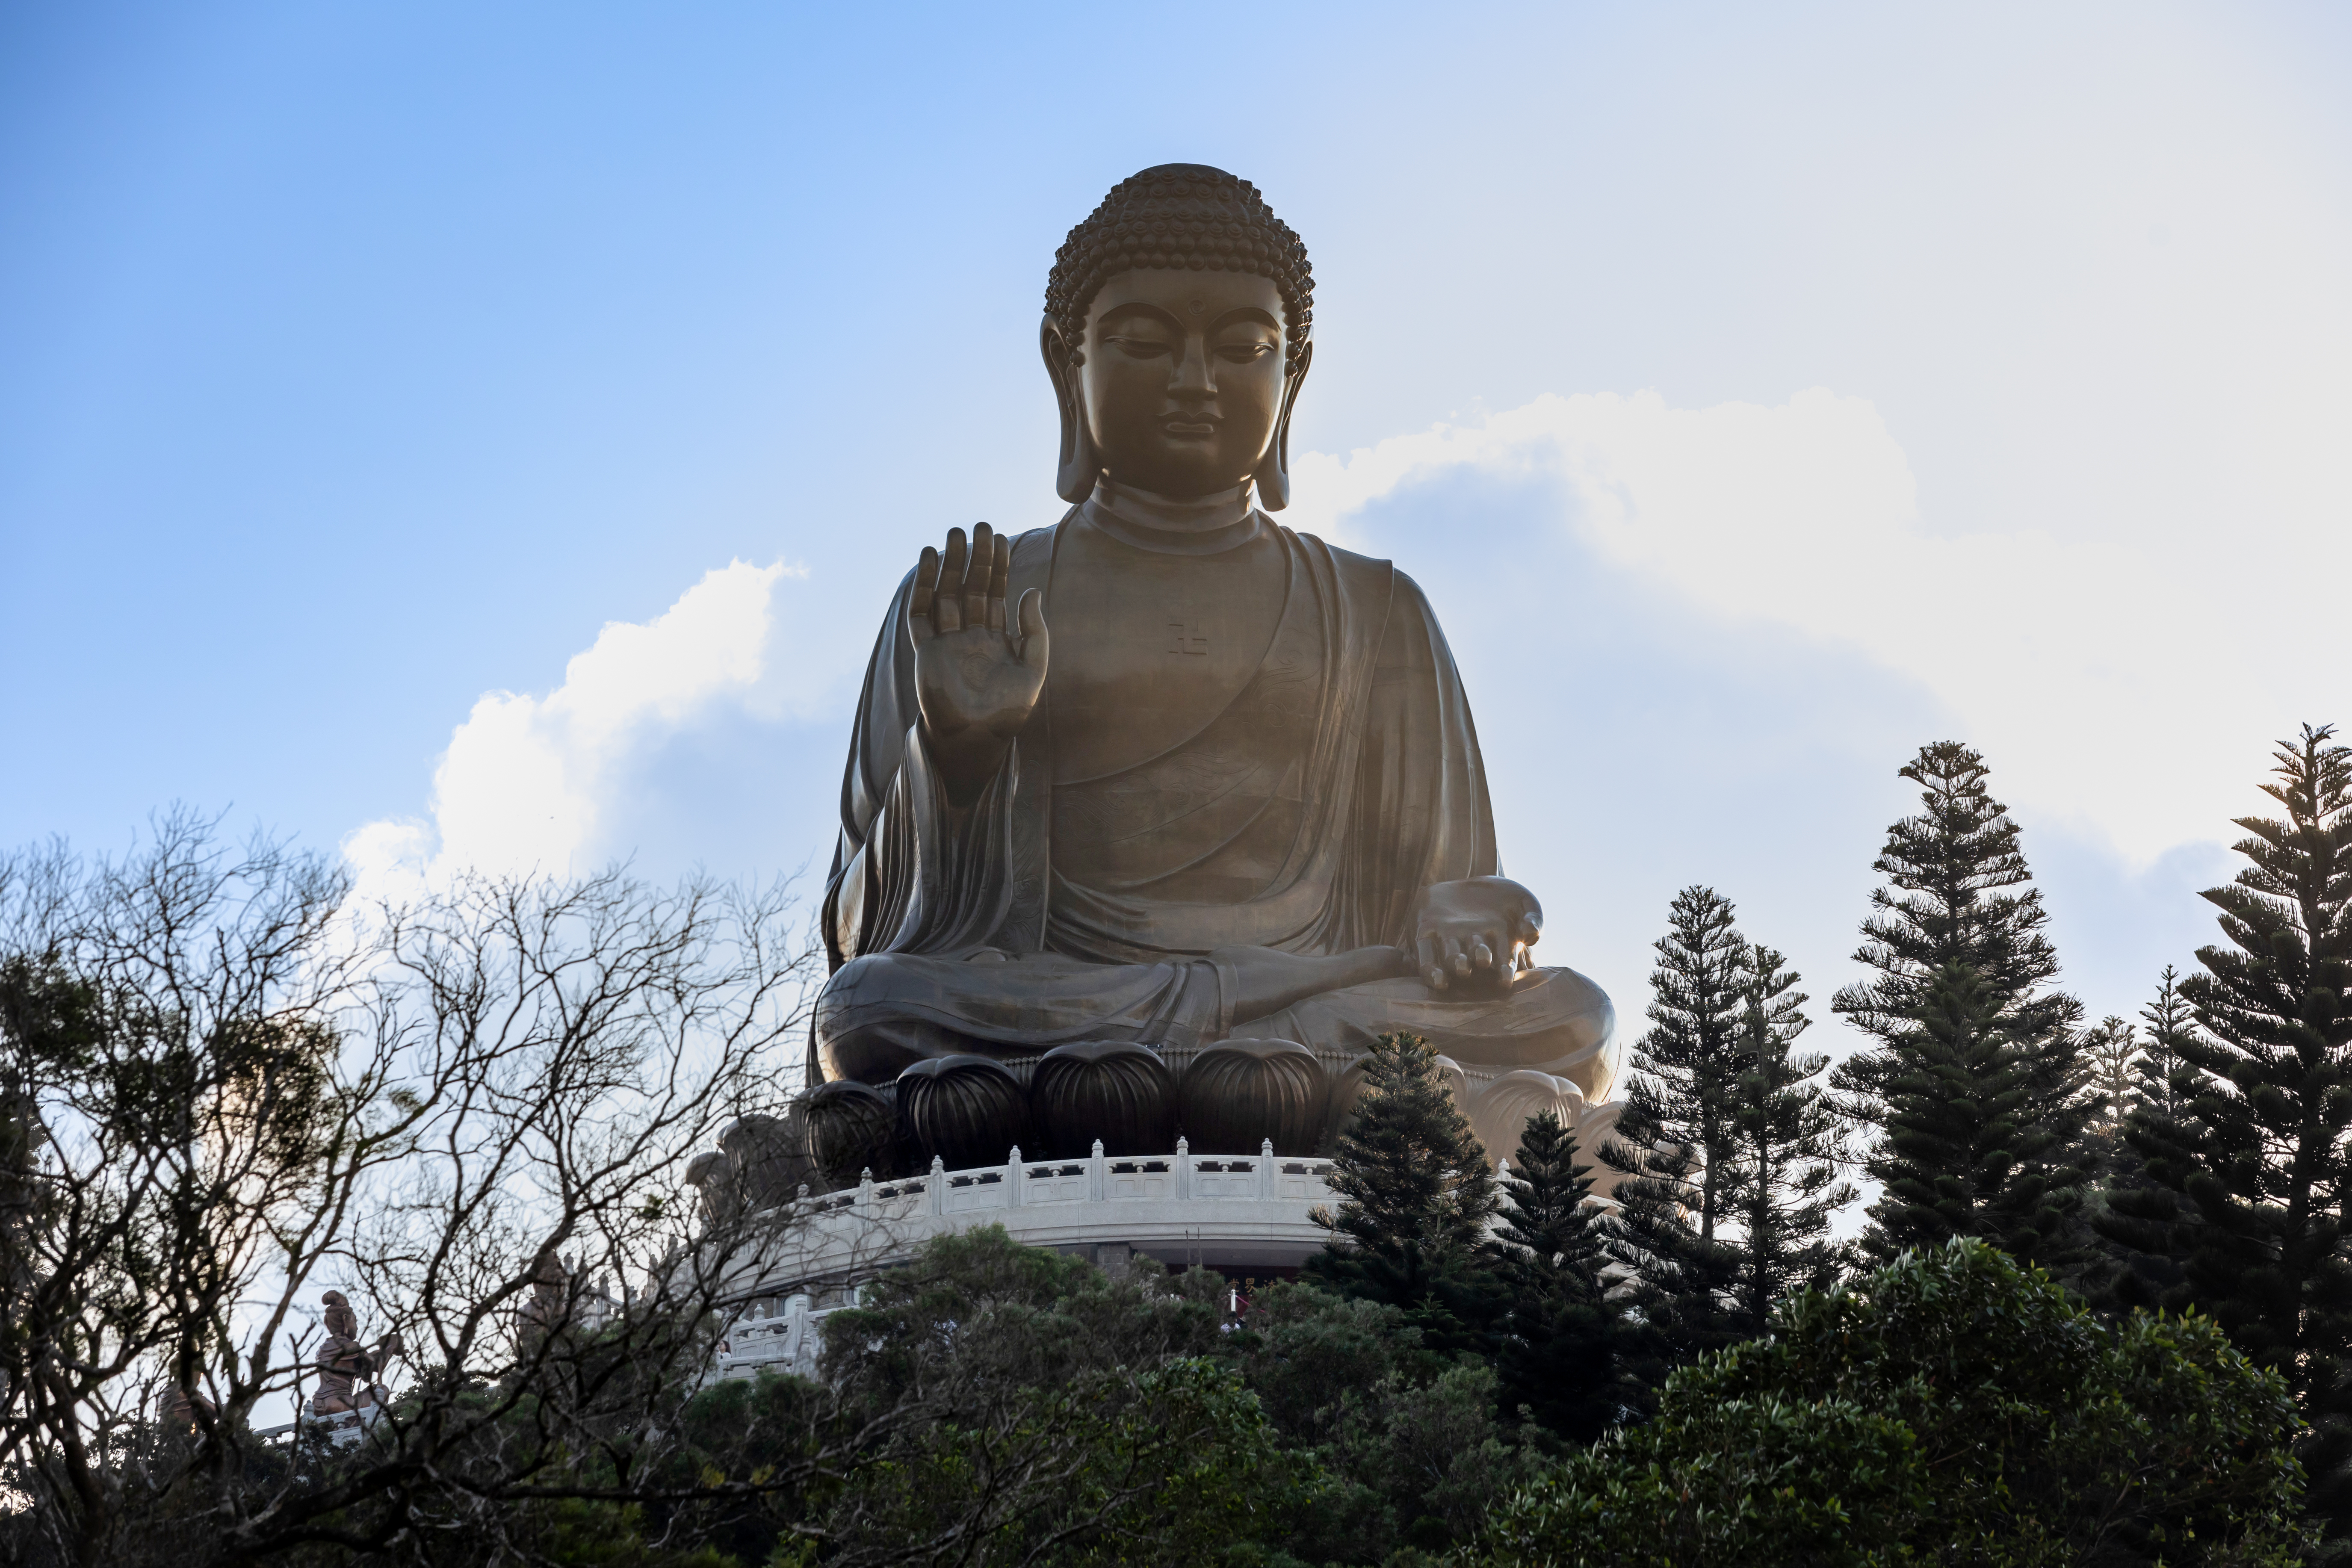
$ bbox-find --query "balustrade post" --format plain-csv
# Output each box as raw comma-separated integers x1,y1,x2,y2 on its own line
1089,1138,1105,1202
1008,1146,1023,1208
929,1155,946,1217
1258,1138,1274,1199
1175,1136,1191,1202
858,1167,875,1211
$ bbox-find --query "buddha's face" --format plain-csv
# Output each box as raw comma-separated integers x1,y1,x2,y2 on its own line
1076,269,1291,499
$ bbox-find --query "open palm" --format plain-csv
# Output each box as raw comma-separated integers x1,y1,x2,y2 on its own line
907,523,1048,788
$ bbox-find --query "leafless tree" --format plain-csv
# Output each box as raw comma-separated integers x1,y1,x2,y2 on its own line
0,812,822,1565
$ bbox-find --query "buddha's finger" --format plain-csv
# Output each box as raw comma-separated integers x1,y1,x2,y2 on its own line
910,546,941,638
987,533,1011,631
1014,587,1046,661
1469,936,1495,972
1451,939,1473,978
966,523,994,627
937,529,969,633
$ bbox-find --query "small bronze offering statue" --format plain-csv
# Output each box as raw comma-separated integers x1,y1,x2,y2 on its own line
809,165,1616,1166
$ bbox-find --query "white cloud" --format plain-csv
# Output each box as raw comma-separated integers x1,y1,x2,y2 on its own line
344,559,792,893
1292,390,2307,864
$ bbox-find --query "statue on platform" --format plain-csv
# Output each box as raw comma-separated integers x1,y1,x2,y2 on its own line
310,1290,399,1417
804,165,1616,1173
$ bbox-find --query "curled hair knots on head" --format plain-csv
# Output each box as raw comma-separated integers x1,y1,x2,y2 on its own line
1045,164,1313,370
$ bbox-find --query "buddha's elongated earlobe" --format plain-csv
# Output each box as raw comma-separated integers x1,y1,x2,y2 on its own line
1041,317,1103,503
1250,339,1312,513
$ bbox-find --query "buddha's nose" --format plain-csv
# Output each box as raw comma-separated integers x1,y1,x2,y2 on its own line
1171,338,1216,401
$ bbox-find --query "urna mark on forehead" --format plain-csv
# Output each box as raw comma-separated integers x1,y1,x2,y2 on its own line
1044,163,1315,367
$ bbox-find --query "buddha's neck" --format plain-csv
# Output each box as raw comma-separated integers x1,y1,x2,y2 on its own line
1083,476,1263,556
1089,476,1253,533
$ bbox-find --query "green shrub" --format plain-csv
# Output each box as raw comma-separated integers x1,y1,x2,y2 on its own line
1475,1239,2311,1567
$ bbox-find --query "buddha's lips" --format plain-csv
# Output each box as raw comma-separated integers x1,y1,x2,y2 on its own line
1162,419,1217,437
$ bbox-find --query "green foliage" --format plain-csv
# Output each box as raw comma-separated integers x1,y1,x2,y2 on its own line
1215,1278,1448,1444
1311,1362,1542,1559
2136,964,2201,1123
667,1227,1305,1568
1476,1240,2313,1567
1307,1032,1503,1358
1601,889,1752,1373
1605,895,1850,1375
1316,1031,1498,1255
1624,886,1749,1243
1215,1282,1539,1565
1830,740,2079,1077
828,1355,1289,1567
1474,1393,1926,1568
1718,944,1854,1334
2080,1015,2142,1141
1495,1113,1608,1296
2101,723,2352,1554
1828,742,2093,1273
668,1233,1558,1568
2133,965,2195,1123
1491,1111,1635,1444
1862,961,2091,1271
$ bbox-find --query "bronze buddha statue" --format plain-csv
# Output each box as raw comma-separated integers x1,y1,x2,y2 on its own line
802,165,1616,1174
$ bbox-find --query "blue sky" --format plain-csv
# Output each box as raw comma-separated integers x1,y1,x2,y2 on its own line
6,2,2351,1048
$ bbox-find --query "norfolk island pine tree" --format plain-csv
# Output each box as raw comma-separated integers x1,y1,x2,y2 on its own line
1601,888,1753,1373
1305,1031,1503,1358
1492,1108,1634,1443
1719,943,1855,1333
1831,741,2096,1273
1604,894,1858,1372
2100,724,2352,1556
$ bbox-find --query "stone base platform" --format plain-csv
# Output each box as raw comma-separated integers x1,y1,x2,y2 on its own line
706,1138,1334,1382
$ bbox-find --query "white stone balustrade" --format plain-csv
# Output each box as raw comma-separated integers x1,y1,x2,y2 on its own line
712,1292,822,1382
710,1138,1340,1340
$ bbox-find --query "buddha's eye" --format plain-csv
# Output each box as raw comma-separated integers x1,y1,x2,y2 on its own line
1215,342,1276,363
1104,333,1173,358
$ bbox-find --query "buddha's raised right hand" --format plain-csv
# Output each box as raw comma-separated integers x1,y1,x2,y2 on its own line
907,523,1049,798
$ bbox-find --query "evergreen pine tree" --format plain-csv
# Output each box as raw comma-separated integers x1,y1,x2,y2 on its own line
1601,1112,1739,1385
1602,888,1756,1372
1306,1031,1502,1355
1625,886,1750,1240
1831,741,2096,1268
1492,1110,1632,1443
1717,945,1856,1332
2078,1015,2142,1147
1831,741,2083,1117
2133,964,2195,1122
2098,725,2352,1555
2074,1015,2149,1271
2087,973,2189,1308
1862,961,2092,1269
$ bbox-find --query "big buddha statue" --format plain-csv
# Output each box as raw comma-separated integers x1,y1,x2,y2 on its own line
798,165,1616,1181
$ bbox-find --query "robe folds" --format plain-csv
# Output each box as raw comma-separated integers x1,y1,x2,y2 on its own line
815,506,1617,1098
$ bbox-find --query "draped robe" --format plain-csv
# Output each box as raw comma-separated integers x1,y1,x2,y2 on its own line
815,499,1616,1098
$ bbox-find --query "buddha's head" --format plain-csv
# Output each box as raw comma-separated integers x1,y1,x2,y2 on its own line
1043,165,1314,508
